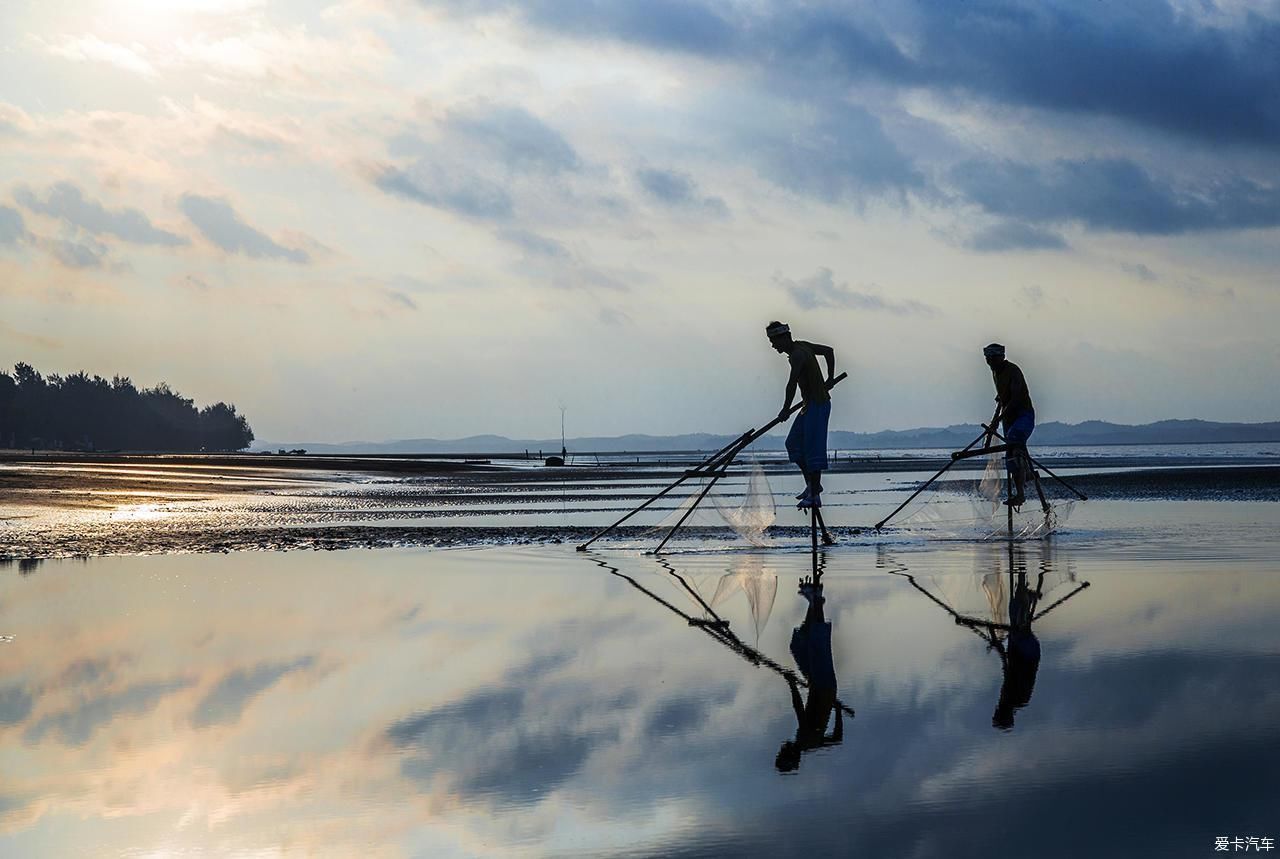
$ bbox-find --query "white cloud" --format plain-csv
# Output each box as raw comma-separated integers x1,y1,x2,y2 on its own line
34,34,157,77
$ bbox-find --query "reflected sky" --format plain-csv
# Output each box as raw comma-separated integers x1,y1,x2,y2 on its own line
2,529,1279,856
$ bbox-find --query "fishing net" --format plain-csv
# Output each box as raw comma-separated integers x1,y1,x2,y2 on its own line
892,451,1077,541
651,555,778,642
642,459,777,548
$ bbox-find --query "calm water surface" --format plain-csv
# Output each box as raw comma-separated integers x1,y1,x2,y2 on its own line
2,521,1278,856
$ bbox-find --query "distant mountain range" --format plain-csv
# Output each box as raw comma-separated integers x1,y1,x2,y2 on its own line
253,419,1280,455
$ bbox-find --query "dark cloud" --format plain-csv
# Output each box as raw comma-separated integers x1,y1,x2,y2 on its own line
0,685,33,726
57,657,115,688
388,686,598,805
423,0,739,56
43,236,109,269
179,194,310,263
445,103,581,175
371,103,579,220
907,0,1280,148
966,220,1068,253
24,678,192,746
750,102,923,203
192,656,313,728
372,164,514,220
644,688,733,739
635,168,729,217
776,267,936,316
427,1,1280,148
951,157,1280,235
15,182,188,246
498,227,571,259
0,205,26,245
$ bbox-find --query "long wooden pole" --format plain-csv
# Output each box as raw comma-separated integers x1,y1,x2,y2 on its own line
580,372,847,552
874,410,999,531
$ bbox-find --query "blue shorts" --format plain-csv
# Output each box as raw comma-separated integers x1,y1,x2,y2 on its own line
1004,410,1035,447
786,400,830,472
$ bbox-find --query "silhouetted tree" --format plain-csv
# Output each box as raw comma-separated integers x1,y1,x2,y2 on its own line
0,362,254,452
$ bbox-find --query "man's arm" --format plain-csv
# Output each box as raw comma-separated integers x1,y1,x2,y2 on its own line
810,342,836,381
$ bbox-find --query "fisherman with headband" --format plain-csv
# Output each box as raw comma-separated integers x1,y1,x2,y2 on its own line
984,343,1035,507
766,321,836,508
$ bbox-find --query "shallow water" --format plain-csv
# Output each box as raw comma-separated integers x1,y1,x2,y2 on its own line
2,520,1278,857
6,453,1280,558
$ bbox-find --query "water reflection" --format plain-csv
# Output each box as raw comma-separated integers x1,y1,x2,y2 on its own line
778,552,843,771
593,552,854,775
2,543,1279,856
880,542,1090,730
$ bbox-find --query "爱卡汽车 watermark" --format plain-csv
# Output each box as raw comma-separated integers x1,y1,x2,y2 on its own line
1216,837,1275,852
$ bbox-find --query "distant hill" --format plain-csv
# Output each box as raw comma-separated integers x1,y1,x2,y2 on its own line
253,419,1280,455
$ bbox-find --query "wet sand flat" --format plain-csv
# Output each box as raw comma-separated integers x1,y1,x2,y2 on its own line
4,456,1280,558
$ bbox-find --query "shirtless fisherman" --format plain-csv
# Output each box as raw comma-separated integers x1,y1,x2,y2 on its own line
983,343,1034,507
767,321,835,508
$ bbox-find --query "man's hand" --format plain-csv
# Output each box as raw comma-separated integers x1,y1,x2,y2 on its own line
778,406,791,421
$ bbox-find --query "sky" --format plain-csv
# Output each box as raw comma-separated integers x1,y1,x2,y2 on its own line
2,0,1279,442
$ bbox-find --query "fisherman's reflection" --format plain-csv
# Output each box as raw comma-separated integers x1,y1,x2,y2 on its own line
884,543,1089,733
990,569,1041,730
776,573,842,771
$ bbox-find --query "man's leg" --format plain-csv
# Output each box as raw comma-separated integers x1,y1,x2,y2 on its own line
805,402,831,505
1004,412,1034,505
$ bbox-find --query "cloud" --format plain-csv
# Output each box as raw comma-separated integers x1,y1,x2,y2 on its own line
776,267,937,316
1120,262,1159,282
950,157,1280,235
0,206,26,245
372,164,513,220
0,103,33,137
966,221,1068,253
426,1,1280,148
498,228,570,259
444,103,581,175
15,182,188,246
370,104,580,221
36,34,157,77
748,102,923,204
635,168,729,217
191,656,313,728
495,227,630,292
422,0,740,56
43,236,110,269
906,0,1280,148
0,685,33,726
179,194,310,262
24,678,193,746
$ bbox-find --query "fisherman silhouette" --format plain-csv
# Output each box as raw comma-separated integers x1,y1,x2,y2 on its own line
776,573,842,771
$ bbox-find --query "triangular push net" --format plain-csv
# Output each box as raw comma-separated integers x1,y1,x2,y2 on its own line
892,452,1076,541
650,555,779,642
640,459,777,548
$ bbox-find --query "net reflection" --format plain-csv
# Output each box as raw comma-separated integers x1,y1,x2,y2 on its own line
586,552,853,773
879,542,1091,730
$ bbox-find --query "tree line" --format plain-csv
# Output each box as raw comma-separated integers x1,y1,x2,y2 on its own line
0,362,254,452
